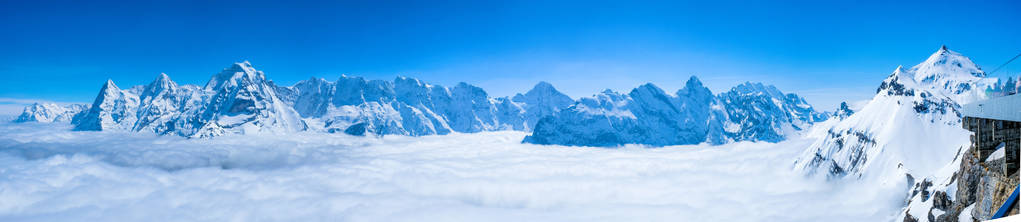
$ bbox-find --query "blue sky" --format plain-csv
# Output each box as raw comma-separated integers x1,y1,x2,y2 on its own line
1,0,1019,112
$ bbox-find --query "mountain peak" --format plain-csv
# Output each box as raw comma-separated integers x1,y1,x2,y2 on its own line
515,81,571,103
533,81,555,90
677,76,712,98
206,61,266,90
523,81,561,96
912,45,984,79
145,73,177,92
101,79,119,92
891,65,908,77
235,60,253,68
834,101,854,119
635,82,663,92
685,76,703,88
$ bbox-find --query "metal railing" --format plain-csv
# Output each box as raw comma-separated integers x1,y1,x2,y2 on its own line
992,185,1020,219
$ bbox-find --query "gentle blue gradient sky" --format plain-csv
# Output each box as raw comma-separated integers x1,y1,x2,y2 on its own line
1,0,1019,112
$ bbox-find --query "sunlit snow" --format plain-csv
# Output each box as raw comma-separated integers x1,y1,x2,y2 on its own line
0,122,906,221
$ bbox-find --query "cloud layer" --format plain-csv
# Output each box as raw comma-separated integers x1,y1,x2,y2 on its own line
0,122,905,221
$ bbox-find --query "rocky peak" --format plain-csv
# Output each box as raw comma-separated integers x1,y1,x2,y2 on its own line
140,73,178,101
678,76,713,99
528,81,556,93
684,75,704,89
513,81,572,105
911,46,985,83
205,61,266,90
452,82,489,99
835,101,854,119
630,83,668,97
729,82,783,98
100,79,120,94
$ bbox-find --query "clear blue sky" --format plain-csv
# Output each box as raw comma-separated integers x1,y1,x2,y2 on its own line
1,0,1019,112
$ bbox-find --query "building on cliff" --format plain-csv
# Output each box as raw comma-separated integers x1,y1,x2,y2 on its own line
962,94,1020,176
961,94,1020,220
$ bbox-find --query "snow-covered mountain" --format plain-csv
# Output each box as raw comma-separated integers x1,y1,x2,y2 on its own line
715,82,830,142
13,103,88,123
69,62,309,137
74,79,141,131
16,61,579,138
789,46,1015,222
523,76,828,146
794,46,999,180
274,75,573,136
191,62,308,137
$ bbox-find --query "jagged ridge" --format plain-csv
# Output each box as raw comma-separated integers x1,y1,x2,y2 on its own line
522,76,829,147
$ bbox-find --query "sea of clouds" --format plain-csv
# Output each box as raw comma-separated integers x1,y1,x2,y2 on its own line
0,121,908,221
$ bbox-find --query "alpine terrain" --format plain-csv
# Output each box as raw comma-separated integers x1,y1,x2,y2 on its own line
523,76,829,146
14,62,828,145
792,46,1019,222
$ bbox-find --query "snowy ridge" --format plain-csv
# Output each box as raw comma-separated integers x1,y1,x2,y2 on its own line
523,76,828,146
17,62,825,144
277,75,575,136
16,61,576,138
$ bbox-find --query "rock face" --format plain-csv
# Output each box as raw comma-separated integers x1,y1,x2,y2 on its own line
523,76,827,146
14,103,88,123
898,144,1019,222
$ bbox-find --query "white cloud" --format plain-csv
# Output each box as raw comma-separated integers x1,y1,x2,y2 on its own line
0,122,905,221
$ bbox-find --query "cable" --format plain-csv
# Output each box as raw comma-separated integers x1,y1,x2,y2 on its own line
987,51,1021,75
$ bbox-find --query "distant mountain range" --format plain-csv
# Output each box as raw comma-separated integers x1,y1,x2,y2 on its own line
523,77,829,146
16,61,832,146
20,61,577,138
21,46,1016,149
